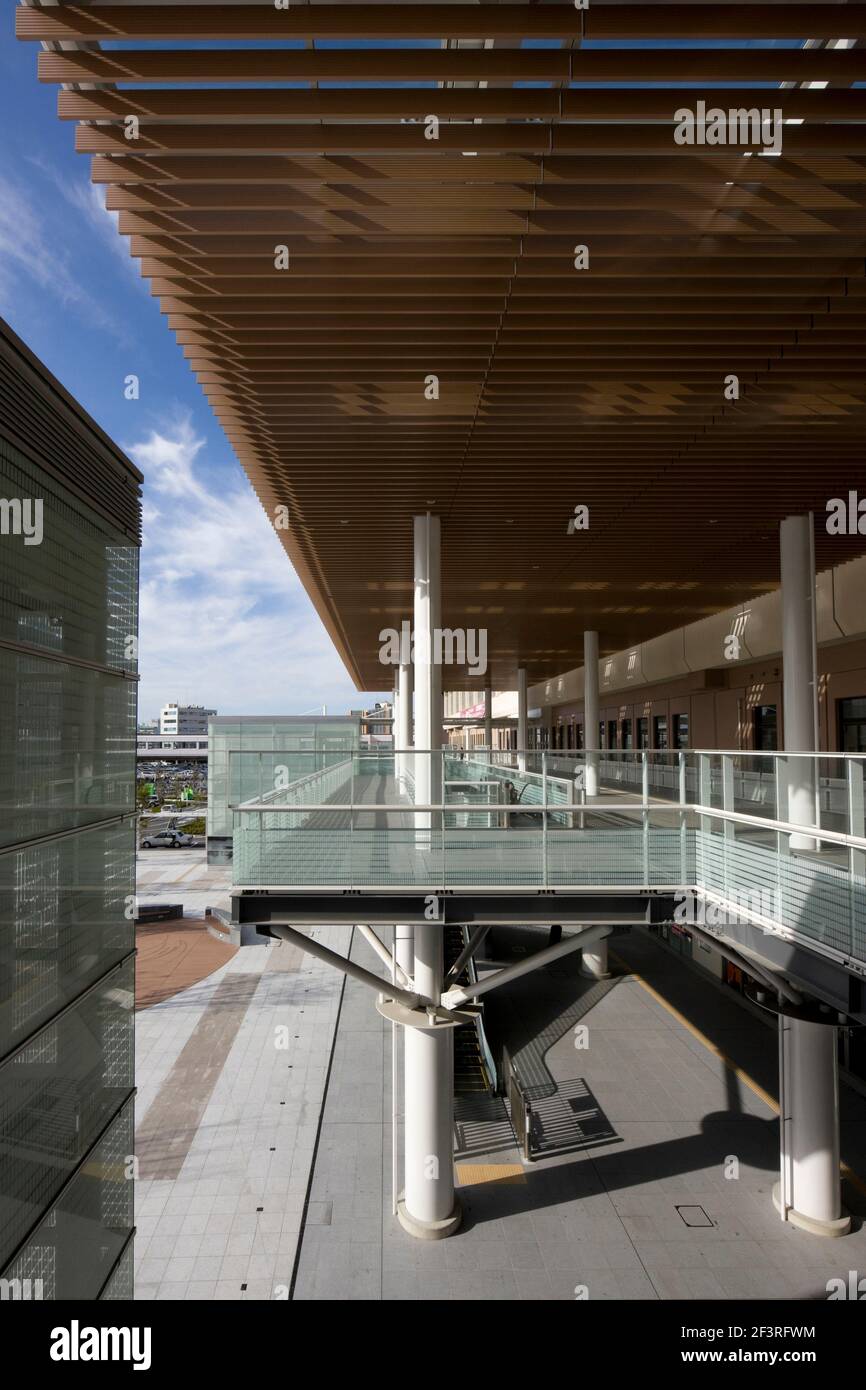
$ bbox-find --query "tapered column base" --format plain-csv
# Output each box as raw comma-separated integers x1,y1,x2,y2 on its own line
772,1182,851,1238
397,1193,462,1241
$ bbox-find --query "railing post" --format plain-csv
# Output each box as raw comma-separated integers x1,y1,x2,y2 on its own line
678,750,687,885
641,749,650,884
441,749,446,889
847,759,865,960
542,750,548,887
698,753,712,892
721,752,735,904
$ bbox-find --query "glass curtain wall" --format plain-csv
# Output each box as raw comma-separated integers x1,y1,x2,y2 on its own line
0,334,140,1301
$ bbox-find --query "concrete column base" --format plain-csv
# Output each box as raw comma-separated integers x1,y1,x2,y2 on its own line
772,1182,851,1238
397,1193,462,1241
581,942,611,980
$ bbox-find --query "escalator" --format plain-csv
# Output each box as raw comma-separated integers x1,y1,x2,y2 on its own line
444,926,496,1096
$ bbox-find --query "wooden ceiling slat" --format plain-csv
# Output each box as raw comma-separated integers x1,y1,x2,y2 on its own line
17,4,866,43
109,186,866,215
113,207,866,235
76,123,866,157
35,47,866,85
92,155,866,187
144,256,863,280
155,294,854,314
135,235,866,260
149,276,850,298
57,87,866,123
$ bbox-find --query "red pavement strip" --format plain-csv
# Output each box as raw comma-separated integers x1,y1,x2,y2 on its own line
135,916,237,1011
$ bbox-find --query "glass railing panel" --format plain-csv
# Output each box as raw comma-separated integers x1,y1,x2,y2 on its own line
818,754,849,837
545,818,695,888
234,822,354,887
228,748,357,811
643,750,680,803
727,752,777,821
444,826,541,887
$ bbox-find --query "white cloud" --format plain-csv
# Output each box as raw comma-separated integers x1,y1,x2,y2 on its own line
130,417,367,718
51,174,147,289
0,168,132,342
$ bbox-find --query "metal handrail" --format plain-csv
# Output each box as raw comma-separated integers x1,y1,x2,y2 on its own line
228,797,866,849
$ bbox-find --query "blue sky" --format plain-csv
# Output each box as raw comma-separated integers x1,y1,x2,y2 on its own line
0,29,389,721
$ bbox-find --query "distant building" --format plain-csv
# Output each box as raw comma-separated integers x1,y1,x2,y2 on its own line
137,734,209,761
138,718,158,735
206,714,360,863
362,700,393,741
160,702,217,735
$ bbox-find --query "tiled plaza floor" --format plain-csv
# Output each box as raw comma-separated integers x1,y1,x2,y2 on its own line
136,846,232,919
133,926,352,1300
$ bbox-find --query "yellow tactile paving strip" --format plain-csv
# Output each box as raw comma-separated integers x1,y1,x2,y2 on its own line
456,1163,527,1186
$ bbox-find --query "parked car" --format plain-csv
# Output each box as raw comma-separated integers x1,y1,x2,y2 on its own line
140,830,193,849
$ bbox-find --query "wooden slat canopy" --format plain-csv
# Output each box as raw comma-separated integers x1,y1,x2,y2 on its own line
17,1,866,689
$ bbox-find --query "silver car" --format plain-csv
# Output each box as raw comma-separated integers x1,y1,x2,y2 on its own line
140,829,193,849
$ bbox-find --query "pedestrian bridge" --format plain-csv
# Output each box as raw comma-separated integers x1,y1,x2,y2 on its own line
229,749,866,979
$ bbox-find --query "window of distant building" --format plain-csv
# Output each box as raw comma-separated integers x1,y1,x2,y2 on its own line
621,718,632,749
607,720,617,750
754,705,778,751
673,713,689,749
654,716,668,750
838,697,866,753
599,720,606,749
637,717,649,749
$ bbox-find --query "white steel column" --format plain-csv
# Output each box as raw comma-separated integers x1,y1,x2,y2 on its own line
483,685,492,750
397,657,412,786
392,678,400,773
412,513,443,817
777,1014,849,1236
780,514,818,852
394,924,414,978
775,512,849,1237
401,923,458,1237
581,940,610,979
401,513,459,1239
584,630,600,796
517,667,528,773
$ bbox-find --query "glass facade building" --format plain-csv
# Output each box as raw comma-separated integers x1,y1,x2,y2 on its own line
207,715,360,864
0,321,141,1300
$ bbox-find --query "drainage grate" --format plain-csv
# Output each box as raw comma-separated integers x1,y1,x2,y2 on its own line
676,1204,715,1228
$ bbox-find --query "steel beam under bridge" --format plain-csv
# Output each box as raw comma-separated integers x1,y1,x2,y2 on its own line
234,889,667,930
236,889,866,1023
